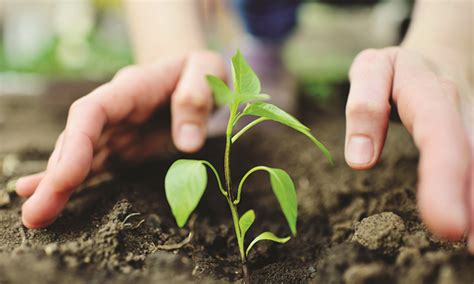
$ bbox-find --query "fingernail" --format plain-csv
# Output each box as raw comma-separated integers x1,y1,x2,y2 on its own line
177,123,203,151
346,135,374,165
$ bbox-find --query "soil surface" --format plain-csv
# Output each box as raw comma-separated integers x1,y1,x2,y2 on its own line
0,97,473,283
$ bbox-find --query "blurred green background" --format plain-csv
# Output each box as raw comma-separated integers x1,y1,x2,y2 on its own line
0,0,412,98
0,0,132,78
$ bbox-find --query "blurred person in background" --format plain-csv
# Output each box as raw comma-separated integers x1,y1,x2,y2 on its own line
14,0,474,254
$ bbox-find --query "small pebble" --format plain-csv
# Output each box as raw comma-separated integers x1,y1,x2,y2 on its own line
121,265,133,274
2,154,20,177
64,255,79,268
44,243,59,256
0,190,11,207
6,179,17,193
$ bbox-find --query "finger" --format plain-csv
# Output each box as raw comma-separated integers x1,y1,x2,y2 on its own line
21,58,186,228
47,132,64,171
15,133,64,198
393,49,470,240
22,125,97,228
171,51,226,153
16,172,46,197
345,49,394,169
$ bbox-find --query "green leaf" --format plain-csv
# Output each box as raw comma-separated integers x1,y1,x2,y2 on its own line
206,75,232,106
231,50,261,95
242,102,309,131
239,209,255,240
164,159,208,227
237,93,270,104
246,232,290,256
236,166,298,235
242,102,333,164
265,168,298,235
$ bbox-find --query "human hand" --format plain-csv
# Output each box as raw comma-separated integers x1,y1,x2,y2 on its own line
344,47,473,253
16,51,226,229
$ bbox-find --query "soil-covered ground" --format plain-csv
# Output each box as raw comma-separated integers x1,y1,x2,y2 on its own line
0,96,473,283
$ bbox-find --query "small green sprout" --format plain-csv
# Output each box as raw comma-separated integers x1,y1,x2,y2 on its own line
164,50,332,266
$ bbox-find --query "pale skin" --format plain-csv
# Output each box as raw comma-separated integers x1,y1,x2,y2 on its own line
16,0,473,253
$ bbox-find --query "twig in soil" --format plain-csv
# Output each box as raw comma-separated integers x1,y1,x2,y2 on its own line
18,225,27,246
153,231,193,251
121,212,145,230
127,219,145,230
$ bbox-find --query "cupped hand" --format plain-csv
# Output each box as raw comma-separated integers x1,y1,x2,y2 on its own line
345,47,473,253
16,51,226,229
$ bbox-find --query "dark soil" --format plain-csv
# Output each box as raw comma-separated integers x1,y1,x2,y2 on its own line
0,98,473,284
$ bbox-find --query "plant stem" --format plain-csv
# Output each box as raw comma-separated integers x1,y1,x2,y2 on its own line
231,117,268,144
224,109,234,199
233,166,269,205
228,198,245,261
224,105,246,264
201,161,227,197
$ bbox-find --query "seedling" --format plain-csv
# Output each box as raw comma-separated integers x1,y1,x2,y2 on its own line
164,50,332,268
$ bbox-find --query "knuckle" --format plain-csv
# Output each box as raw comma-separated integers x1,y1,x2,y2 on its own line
113,65,142,81
69,97,88,114
356,49,382,64
174,90,211,112
346,100,390,119
349,49,383,79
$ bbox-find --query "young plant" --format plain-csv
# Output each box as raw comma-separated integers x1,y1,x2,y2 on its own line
164,50,332,266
